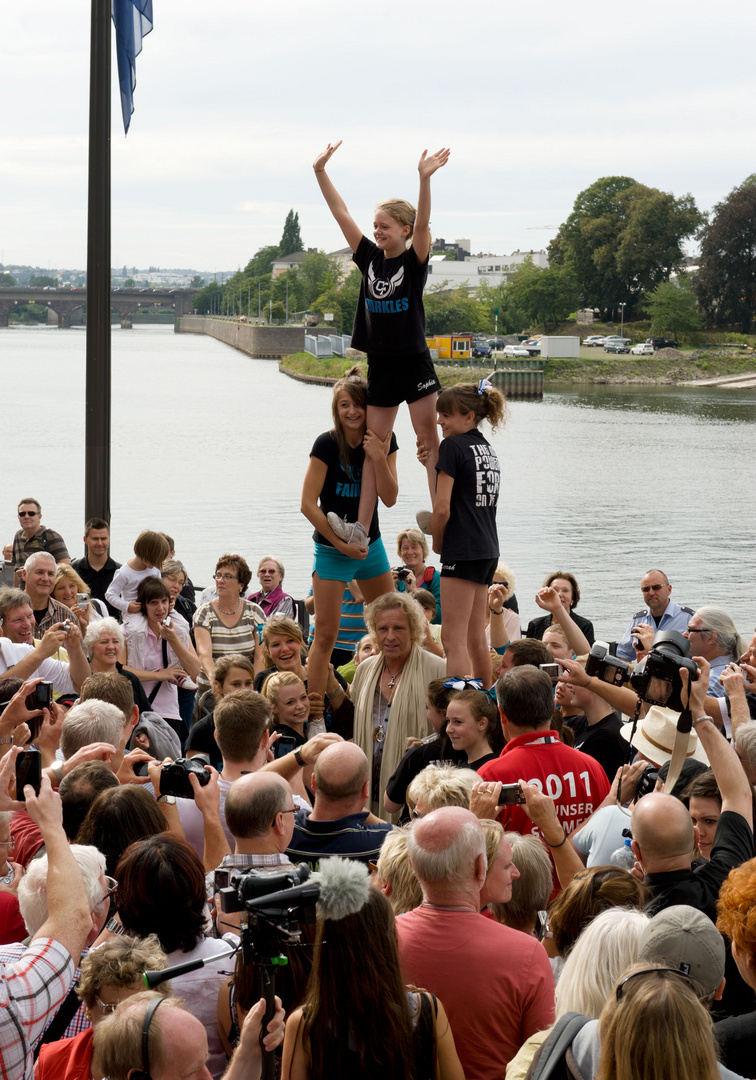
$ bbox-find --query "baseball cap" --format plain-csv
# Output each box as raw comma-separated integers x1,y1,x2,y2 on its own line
638,904,725,997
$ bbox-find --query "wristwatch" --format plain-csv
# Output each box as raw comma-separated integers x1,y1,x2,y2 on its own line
106,916,124,936
157,794,177,805
294,749,306,768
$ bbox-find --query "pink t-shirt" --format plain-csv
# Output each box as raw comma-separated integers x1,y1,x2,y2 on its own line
396,905,554,1080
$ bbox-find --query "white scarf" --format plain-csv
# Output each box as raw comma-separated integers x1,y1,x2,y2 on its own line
352,646,446,821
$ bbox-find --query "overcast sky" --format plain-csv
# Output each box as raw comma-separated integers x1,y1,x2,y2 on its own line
3,0,756,274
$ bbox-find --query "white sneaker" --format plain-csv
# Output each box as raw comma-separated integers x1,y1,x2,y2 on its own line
415,510,433,535
327,513,369,547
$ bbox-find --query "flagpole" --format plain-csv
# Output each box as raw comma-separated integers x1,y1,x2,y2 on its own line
84,0,112,525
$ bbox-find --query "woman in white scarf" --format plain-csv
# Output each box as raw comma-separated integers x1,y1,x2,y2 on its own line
352,593,446,821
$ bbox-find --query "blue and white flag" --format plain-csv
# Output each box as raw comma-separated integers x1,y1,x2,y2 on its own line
112,0,154,134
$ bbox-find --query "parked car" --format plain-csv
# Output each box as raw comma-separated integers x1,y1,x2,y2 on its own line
646,337,679,350
488,337,508,349
502,344,530,358
582,335,606,347
522,339,541,355
631,342,654,356
604,340,631,354
472,341,492,359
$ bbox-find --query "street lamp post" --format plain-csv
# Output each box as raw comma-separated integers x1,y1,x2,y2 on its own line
619,302,626,338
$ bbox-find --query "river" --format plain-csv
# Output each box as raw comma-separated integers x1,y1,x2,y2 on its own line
3,322,755,643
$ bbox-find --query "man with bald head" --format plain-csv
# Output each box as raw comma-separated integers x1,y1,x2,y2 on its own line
396,806,553,1080
631,657,753,922
286,742,392,869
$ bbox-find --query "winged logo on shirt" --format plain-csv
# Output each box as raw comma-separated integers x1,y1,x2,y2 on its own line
368,262,405,300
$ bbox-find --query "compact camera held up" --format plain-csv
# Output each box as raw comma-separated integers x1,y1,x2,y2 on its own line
158,757,211,799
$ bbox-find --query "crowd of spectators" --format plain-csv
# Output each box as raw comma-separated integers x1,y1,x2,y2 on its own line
2,501,756,1080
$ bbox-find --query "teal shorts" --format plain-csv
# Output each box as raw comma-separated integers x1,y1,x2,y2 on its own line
313,538,390,582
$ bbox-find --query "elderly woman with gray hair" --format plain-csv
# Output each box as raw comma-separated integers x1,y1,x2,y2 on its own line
352,592,445,821
83,617,150,715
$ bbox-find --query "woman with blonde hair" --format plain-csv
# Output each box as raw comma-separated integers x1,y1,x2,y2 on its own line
262,670,309,747
52,564,107,635
393,528,441,623
595,964,720,1080
257,615,354,739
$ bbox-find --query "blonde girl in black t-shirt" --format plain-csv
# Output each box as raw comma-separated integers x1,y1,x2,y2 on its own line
313,140,449,548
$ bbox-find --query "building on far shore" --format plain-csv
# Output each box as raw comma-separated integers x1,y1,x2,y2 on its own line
426,250,548,291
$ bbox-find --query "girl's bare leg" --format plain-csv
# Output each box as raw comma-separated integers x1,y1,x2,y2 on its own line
440,578,492,685
408,393,440,505
307,573,350,718
356,404,398,531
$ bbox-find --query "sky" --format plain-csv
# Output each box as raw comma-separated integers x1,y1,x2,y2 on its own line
3,0,756,275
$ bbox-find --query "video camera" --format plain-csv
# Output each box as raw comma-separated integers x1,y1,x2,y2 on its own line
585,630,697,712
219,863,318,926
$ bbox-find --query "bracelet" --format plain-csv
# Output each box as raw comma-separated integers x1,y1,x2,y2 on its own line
329,685,345,699
692,715,710,726
313,168,325,173
544,829,568,848
489,607,503,615
0,737,13,745
294,749,306,767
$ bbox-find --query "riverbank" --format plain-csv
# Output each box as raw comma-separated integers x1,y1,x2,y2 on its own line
280,350,756,387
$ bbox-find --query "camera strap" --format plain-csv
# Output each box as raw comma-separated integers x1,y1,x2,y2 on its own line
663,707,692,794
147,639,170,705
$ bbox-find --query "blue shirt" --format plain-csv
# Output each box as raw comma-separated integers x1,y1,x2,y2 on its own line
616,598,694,660
286,810,392,871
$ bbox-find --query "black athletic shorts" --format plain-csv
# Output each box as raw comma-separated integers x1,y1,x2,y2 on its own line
366,350,441,408
441,557,498,586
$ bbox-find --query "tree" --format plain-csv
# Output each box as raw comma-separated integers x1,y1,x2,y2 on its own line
549,177,703,316
243,245,280,279
190,274,205,288
504,260,579,332
643,276,702,338
279,210,303,257
124,277,135,288
192,281,222,314
296,251,340,308
695,176,756,334
0,272,17,287
424,288,489,335
29,274,57,287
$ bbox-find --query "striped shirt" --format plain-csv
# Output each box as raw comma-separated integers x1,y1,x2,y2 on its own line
0,937,74,1080
192,599,266,691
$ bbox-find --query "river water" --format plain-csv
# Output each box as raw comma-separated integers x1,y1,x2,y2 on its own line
3,323,755,643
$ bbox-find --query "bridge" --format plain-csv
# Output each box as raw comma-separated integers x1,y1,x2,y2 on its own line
0,286,200,328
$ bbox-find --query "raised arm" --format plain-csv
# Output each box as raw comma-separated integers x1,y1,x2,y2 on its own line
557,654,640,717
413,147,450,264
534,587,591,656
686,659,753,827
313,141,363,252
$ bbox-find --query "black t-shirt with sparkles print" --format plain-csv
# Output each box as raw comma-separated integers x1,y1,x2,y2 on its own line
351,235,429,355
310,430,398,547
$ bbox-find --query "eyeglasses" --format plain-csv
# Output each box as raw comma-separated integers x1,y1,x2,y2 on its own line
214,572,238,581
99,876,118,906
273,807,297,827
93,994,120,1014
18,511,39,518
615,966,696,1001
686,626,712,635
641,584,665,593
0,839,14,850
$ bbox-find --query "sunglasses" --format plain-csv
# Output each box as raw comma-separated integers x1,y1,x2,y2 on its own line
615,966,696,1001
18,511,39,518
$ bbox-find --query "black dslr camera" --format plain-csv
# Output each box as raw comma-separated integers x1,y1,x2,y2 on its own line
628,630,698,712
159,757,211,799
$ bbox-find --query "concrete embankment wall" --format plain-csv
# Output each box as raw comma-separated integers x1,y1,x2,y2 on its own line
176,316,304,359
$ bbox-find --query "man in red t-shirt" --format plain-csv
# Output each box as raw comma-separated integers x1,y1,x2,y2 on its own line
396,806,554,1080
478,665,610,846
